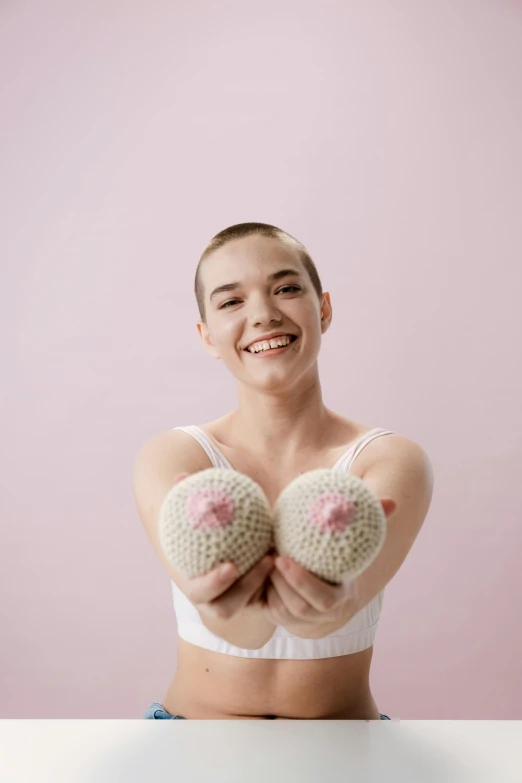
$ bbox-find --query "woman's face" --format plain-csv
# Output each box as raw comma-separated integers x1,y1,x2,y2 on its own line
197,235,332,391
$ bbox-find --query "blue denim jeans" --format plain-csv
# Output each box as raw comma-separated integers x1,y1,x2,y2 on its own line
143,702,391,720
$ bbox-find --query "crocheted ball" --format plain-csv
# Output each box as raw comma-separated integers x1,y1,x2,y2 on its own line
273,469,387,585
158,468,273,579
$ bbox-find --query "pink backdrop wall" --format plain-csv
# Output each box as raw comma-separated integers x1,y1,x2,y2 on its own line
2,1,521,719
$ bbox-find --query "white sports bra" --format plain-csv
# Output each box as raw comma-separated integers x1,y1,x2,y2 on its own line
170,424,395,660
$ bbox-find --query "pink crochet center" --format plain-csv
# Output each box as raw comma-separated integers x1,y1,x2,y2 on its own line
185,486,235,531
308,492,356,534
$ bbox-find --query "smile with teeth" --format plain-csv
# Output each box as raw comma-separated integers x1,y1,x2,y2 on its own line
246,335,296,353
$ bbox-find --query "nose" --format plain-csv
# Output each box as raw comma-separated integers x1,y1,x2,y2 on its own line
249,294,282,326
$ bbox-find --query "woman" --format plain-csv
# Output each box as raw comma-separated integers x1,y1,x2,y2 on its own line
134,222,434,720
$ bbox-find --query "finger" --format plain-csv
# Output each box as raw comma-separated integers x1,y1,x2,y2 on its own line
226,555,274,611
246,564,274,606
207,556,274,619
246,583,265,606
274,558,346,613
269,568,319,620
381,498,397,518
265,583,292,624
182,561,239,605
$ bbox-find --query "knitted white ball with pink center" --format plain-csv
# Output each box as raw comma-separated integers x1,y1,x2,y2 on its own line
272,469,387,585
158,468,273,579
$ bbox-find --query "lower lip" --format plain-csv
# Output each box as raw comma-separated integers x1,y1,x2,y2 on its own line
245,337,298,357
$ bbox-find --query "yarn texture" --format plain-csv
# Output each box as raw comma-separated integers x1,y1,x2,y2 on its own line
159,468,273,578
159,468,387,585
273,469,387,585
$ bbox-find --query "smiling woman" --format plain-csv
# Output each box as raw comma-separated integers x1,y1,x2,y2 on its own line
134,221,434,720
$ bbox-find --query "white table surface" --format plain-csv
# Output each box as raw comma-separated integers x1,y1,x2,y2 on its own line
0,720,520,782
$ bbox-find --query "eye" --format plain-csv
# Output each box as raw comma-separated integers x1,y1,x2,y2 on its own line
278,285,301,294
218,285,301,310
219,299,240,309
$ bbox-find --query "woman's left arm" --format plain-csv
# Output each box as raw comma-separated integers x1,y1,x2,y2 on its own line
261,439,434,639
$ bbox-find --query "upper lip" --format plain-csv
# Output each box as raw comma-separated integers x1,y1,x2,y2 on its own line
243,332,297,350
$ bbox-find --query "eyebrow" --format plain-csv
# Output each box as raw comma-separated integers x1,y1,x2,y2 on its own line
209,268,302,301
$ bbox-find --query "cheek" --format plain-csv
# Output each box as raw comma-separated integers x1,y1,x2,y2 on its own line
295,302,322,329
211,320,241,348
224,320,241,338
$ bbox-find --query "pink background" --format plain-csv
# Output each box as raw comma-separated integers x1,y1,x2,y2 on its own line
2,1,521,719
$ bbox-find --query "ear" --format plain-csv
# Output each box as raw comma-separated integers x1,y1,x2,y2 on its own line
320,292,332,334
196,322,221,361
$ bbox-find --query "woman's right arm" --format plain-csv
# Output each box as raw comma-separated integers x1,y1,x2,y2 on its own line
132,430,277,649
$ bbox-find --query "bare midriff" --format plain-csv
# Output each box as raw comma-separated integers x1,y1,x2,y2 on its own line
162,639,382,720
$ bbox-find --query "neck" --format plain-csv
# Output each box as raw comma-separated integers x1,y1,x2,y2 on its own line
228,373,334,460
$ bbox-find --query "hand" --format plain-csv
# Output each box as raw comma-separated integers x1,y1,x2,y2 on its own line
260,498,397,639
177,554,275,622
171,473,276,622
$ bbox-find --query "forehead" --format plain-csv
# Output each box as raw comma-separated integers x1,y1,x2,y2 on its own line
202,235,303,285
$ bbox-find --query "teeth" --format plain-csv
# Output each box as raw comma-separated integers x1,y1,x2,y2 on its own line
248,336,293,353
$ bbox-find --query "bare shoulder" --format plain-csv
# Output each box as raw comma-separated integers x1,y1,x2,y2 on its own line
363,430,428,459
352,423,432,480
135,428,210,472
359,430,434,490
